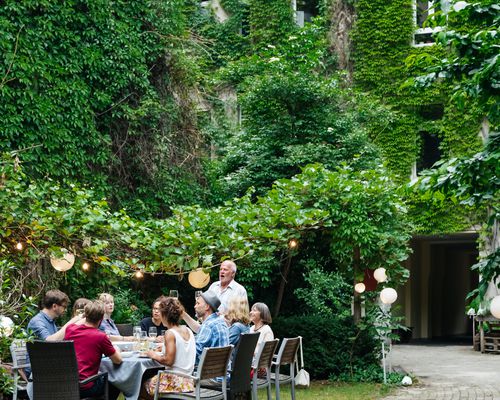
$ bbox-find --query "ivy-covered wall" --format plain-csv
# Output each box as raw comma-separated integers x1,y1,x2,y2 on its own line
350,0,484,233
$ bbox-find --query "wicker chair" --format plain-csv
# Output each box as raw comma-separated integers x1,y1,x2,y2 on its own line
153,345,234,400
251,339,280,400
9,339,29,400
270,337,300,400
27,340,108,400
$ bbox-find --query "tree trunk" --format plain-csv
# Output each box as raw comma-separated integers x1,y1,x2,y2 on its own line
273,254,292,318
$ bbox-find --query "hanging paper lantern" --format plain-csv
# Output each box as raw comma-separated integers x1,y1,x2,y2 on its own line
380,287,398,305
354,283,366,294
50,248,75,272
490,296,500,319
374,267,387,283
0,316,14,337
188,268,210,288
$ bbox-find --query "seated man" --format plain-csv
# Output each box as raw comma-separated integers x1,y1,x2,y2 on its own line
64,300,122,398
27,289,82,341
190,292,229,364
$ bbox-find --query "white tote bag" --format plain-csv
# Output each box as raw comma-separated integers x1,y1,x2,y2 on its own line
295,336,310,387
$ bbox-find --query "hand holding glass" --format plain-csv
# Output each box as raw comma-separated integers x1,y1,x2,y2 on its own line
169,290,178,298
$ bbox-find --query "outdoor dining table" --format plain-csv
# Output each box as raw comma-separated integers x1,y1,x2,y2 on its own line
99,351,163,400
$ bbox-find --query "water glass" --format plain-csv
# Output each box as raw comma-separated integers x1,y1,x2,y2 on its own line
133,326,141,337
195,290,202,300
169,290,179,298
149,327,157,339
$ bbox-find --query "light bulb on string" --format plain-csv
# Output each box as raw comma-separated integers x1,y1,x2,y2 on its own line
15,242,23,251
135,270,144,279
288,239,298,249
82,262,90,271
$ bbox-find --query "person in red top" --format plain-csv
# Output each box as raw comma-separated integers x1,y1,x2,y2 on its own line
65,300,122,398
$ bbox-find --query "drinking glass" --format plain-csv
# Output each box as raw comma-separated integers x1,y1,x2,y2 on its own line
140,331,149,351
169,290,179,298
195,290,202,300
149,327,157,339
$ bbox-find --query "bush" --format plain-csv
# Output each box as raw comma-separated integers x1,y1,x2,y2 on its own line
272,314,380,380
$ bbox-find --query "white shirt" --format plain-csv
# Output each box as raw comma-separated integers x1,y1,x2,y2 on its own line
250,324,274,349
208,279,248,313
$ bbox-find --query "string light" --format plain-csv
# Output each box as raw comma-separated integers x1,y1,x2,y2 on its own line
135,270,144,279
288,239,298,249
15,242,23,251
82,262,90,271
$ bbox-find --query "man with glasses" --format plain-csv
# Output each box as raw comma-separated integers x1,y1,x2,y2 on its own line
27,289,82,341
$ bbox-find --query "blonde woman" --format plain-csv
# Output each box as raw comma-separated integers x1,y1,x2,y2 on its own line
98,293,128,341
225,296,250,346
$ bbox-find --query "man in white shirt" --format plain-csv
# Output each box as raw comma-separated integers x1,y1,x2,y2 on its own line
207,260,248,313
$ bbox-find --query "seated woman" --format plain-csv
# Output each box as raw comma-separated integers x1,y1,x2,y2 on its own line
225,296,250,347
141,297,196,399
140,295,168,338
249,302,274,348
72,297,91,318
98,293,127,341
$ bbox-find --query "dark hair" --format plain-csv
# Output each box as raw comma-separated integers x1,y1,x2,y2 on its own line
252,302,272,324
72,298,91,317
154,295,167,306
42,290,69,309
85,301,105,324
159,297,185,326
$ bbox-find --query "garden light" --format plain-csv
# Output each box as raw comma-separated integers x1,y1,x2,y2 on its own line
380,287,398,304
188,268,210,288
0,316,14,337
490,296,500,319
288,239,298,249
50,248,75,272
354,282,366,293
373,267,387,283
82,262,90,271
15,242,23,251
135,270,144,279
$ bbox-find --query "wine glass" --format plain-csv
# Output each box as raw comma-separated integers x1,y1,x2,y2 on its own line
149,327,157,339
195,290,202,300
169,290,179,298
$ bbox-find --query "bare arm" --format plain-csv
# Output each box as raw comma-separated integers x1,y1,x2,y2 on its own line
147,330,175,366
181,311,200,334
109,350,122,365
46,315,83,341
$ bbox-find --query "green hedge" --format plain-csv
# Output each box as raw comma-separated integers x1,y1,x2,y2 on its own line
272,315,379,380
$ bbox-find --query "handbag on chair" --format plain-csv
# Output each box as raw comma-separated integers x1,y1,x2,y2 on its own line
294,336,310,387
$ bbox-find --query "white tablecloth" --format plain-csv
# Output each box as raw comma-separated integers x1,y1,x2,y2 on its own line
100,353,163,400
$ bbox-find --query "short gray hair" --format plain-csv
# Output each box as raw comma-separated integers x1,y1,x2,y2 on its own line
222,260,237,273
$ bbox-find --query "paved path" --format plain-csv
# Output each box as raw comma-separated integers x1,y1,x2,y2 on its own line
384,343,500,399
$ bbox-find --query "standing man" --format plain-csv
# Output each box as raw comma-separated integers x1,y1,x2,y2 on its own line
190,292,229,364
207,260,248,313
65,300,122,398
27,289,82,341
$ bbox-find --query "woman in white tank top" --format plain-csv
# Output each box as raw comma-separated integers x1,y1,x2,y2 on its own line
141,297,196,399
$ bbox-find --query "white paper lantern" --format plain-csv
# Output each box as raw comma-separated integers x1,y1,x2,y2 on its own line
188,268,210,289
380,287,398,305
354,283,366,294
490,296,500,319
50,248,75,272
401,376,412,386
0,316,14,337
374,268,387,283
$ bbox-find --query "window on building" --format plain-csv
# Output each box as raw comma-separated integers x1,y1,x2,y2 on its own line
417,132,442,172
413,0,449,47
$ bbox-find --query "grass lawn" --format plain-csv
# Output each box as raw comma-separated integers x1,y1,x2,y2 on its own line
119,380,393,399
255,381,393,400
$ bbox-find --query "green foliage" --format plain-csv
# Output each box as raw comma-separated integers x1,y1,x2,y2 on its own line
0,0,207,216
273,315,380,380
112,288,149,325
248,0,296,47
407,0,500,126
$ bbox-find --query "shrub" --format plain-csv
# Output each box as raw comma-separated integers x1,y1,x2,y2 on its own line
272,314,379,380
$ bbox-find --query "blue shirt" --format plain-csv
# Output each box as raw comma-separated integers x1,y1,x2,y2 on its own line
228,322,249,347
195,313,229,364
99,318,120,336
27,311,57,340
